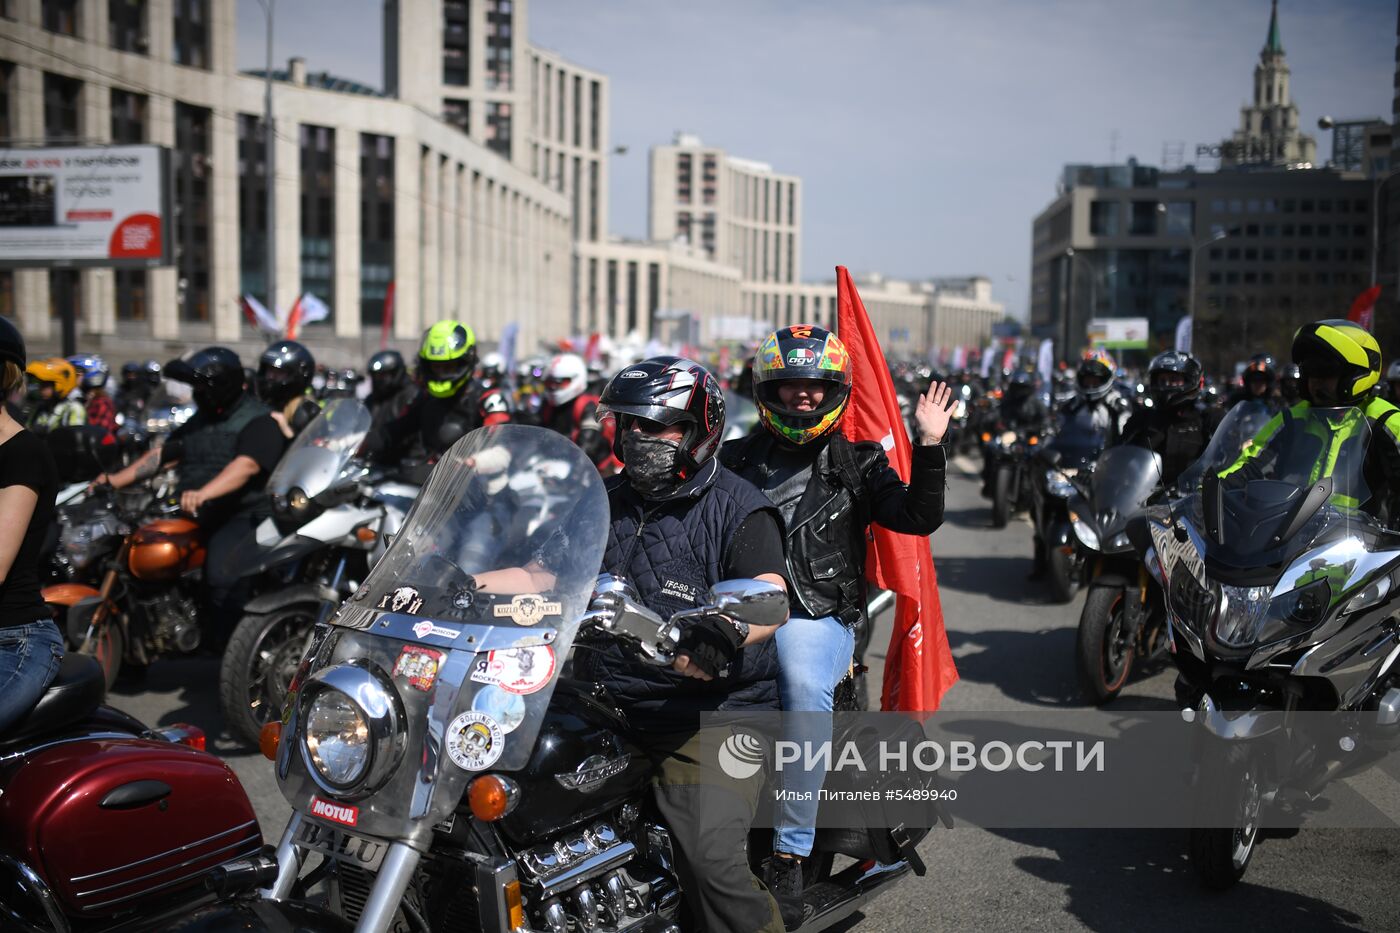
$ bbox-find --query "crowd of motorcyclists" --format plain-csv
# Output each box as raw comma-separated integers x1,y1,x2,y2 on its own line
1,307,1399,932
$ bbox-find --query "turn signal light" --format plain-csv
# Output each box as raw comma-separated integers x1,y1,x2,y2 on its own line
468,774,521,822
1028,436,1039,445
355,525,378,543
505,880,524,929
980,432,991,443
260,721,282,760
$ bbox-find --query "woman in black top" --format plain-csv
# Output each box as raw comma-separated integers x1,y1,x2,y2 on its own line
0,318,64,734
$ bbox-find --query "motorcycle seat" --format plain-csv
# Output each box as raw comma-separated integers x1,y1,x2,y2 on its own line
5,653,105,744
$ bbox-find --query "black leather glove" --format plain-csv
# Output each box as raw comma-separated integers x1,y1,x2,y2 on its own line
676,616,745,678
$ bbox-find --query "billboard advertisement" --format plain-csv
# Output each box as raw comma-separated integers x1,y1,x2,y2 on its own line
0,145,171,267
1086,317,1150,350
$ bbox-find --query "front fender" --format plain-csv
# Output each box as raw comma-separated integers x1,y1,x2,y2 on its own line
158,898,352,932
244,584,339,616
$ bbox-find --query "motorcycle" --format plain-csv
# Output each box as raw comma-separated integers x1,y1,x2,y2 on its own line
181,424,928,932
982,425,1042,529
0,652,269,932
1032,408,1107,603
1141,403,1400,889
219,399,416,747
1071,445,1168,703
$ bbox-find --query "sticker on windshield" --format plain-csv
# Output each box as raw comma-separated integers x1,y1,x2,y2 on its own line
469,645,556,695
493,593,561,626
446,711,505,771
377,585,423,615
412,620,461,641
472,685,527,733
393,645,444,692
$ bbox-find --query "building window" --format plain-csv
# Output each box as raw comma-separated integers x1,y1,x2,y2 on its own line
174,102,212,322
1246,199,1260,213
1318,200,1332,213
556,69,565,143
626,261,638,333
647,262,660,334
1163,201,1192,237
484,0,512,90
43,72,82,144
443,0,469,85
1300,199,1314,212
1282,199,1296,213
0,2,13,20
444,98,469,135
572,74,582,148
605,259,617,335
1244,223,1258,236
1209,199,1226,214
115,268,147,320
588,160,598,241
485,102,511,159
109,0,146,53
299,124,335,314
110,88,147,143
0,270,12,318
42,0,79,35
1299,224,1313,237
0,62,12,144
1317,223,1331,238
360,133,395,326
589,80,600,151
237,113,268,302
1129,201,1159,235
172,0,209,68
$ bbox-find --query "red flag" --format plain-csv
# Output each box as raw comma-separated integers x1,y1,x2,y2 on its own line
283,294,304,341
1349,285,1381,332
584,333,602,365
836,266,958,713
380,281,396,349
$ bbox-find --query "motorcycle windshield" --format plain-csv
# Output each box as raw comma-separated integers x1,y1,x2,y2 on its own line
1201,405,1373,571
1175,400,1274,493
1050,408,1106,468
292,426,609,837
267,398,371,500
1090,446,1162,531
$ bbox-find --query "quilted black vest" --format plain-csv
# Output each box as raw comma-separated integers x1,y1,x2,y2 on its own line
580,458,781,731
176,393,274,523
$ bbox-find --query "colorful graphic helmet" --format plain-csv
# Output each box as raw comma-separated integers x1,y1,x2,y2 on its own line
1076,349,1116,400
1146,350,1202,410
1291,319,1382,405
418,320,478,399
27,358,79,397
752,324,852,446
597,357,725,478
543,353,588,407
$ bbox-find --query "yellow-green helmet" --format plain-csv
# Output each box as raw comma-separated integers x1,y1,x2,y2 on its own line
1291,319,1382,405
418,320,478,399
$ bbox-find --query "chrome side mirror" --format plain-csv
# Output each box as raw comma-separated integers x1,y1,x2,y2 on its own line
705,578,789,628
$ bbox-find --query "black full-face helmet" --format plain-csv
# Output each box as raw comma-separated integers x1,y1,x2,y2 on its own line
367,349,407,401
257,340,316,406
597,357,725,482
165,346,245,416
1147,350,1203,410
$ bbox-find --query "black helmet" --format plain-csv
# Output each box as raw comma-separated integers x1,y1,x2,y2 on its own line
165,346,245,416
257,339,315,406
1242,352,1277,390
119,361,141,385
142,359,162,385
367,349,407,400
597,357,725,479
1280,362,1302,402
0,315,24,371
1147,350,1202,410
1005,369,1035,402
751,325,853,446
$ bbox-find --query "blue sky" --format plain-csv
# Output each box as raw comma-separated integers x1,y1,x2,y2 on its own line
237,0,1395,318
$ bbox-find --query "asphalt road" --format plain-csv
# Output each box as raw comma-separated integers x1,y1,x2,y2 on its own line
107,459,1400,932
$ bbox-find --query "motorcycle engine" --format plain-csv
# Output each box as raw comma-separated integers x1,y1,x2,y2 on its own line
137,590,202,654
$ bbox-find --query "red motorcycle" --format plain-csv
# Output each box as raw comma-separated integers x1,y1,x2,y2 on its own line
0,652,270,931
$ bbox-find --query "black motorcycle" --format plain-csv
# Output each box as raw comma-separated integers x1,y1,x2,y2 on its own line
1070,445,1168,703
1032,409,1107,603
176,425,931,932
983,425,1042,529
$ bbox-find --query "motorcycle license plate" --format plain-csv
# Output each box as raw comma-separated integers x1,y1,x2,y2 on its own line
295,817,389,872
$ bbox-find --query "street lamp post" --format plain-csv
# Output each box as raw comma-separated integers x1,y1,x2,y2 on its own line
1187,228,1230,331
1064,248,1098,358
258,0,276,320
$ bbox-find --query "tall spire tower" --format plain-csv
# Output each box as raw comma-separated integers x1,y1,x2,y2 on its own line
1219,0,1317,168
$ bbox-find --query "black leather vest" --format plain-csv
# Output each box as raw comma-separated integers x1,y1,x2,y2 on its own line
177,393,273,520
579,458,781,730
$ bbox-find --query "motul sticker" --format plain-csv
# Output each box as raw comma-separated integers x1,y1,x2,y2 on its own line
393,645,445,691
377,586,423,614
412,620,461,641
469,645,556,695
309,796,359,827
493,593,561,626
446,711,505,771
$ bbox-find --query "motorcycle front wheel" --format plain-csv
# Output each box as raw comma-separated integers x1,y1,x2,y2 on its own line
220,604,319,747
1074,585,1134,704
1189,743,1262,890
991,466,1012,528
1047,535,1082,604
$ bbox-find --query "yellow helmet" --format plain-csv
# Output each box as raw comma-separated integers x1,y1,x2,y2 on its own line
1291,319,1382,405
27,357,79,396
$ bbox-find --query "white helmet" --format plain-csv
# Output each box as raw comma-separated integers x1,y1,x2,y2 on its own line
544,353,588,406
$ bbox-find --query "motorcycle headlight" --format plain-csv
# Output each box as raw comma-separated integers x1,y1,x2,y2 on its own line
305,690,370,788
1069,511,1099,551
1168,563,1216,637
1214,579,1331,649
1343,576,1391,615
1000,430,1017,445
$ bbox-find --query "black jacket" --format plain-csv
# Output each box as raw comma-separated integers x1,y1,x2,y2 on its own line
721,432,946,628
1119,404,1222,488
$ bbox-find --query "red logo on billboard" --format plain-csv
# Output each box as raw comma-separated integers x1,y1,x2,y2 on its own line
309,796,359,827
108,213,163,259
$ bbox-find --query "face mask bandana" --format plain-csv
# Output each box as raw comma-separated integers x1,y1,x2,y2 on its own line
622,432,686,499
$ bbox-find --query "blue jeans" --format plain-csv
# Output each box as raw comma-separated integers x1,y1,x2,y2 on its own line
773,614,854,858
0,620,65,735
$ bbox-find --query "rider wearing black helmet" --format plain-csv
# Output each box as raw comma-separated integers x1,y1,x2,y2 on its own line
981,368,1050,496
97,347,286,644
1279,362,1303,406
365,348,417,434
1228,352,1281,411
257,340,321,439
1119,350,1221,488
579,356,790,933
